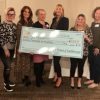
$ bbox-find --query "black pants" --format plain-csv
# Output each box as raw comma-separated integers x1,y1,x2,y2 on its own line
53,56,61,77
88,45,95,80
70,56,87,78
88,45,100,83
34,61,44,82
0,48,14,84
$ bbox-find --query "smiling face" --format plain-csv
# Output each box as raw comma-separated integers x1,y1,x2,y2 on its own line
37,10,46,21
76,16,86,27
23,8,30,19
6,10,15,22
94,9,100,21
55,5,64,17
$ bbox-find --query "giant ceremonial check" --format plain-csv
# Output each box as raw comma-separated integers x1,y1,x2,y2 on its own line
19,26,84,58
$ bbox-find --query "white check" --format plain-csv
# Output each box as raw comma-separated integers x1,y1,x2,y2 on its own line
19,26,84,58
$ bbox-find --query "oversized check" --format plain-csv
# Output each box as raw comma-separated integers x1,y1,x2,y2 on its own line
19,26,84,58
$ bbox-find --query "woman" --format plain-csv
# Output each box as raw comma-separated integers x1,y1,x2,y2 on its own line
50,4,69,88
15,6,33,86
70,14,92,89
33,9,49,87
85,7,100,88
0,7,16,92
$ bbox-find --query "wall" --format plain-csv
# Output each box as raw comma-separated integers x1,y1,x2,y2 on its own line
0,0,6,21
1,0,100,27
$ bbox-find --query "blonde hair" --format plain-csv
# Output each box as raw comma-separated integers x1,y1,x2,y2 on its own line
5,7,15,15
74,14,87,29
53,4,64,17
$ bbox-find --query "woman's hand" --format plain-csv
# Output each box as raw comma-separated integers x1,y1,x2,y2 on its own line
94,48,100,56
84,34,91,43
4,49,10,57
84,34,88,39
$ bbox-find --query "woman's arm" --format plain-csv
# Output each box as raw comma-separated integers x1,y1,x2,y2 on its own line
0,23,10,57
84,28,93,45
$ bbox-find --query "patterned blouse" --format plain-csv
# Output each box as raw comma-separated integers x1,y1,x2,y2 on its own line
70,26,93,56
0,21,17,49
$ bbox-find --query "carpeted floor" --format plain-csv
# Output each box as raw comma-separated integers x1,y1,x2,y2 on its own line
0,60,100,100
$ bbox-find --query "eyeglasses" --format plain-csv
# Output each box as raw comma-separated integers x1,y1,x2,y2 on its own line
7,13,15,16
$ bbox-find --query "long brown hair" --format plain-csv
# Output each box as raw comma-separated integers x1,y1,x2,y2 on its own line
92,7,100,19
19,6,33,25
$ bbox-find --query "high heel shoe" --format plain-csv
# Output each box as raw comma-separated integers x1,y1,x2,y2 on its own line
77,83,82,89
77,78,82,89
70,77,74,89
55,78,62,88
70,85,75,89
77,86,81,89
36,77,41,87
40,77,45,84
22,76,31,87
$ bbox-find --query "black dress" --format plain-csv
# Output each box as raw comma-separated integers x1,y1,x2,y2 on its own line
33,21,49,87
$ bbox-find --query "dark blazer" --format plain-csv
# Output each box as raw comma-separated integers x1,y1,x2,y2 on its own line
33,21,49,28
50,17,69,30
91,22,100,49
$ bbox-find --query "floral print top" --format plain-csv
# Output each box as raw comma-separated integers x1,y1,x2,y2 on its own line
70,25,93,56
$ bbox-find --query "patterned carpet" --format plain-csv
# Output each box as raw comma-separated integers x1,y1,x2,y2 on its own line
0,60,100,100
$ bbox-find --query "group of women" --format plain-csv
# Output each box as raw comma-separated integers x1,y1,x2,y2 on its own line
0,4,100,92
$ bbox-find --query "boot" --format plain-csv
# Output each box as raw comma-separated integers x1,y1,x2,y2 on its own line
40,62,45,84
36,76,41,87
22,75,31,87
40,77,45,84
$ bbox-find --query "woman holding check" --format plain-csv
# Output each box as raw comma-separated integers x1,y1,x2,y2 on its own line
70,14,92,89
50,4,69,88
33,9,49,87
